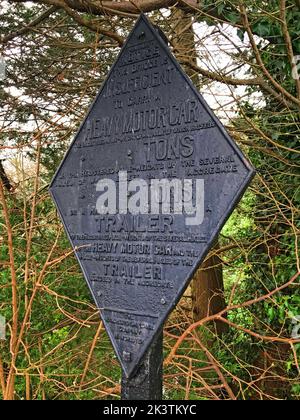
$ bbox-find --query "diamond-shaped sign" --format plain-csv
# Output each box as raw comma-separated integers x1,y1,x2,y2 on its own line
50,14,255,378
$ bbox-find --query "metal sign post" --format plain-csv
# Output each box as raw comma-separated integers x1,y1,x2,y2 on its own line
121,331,163,400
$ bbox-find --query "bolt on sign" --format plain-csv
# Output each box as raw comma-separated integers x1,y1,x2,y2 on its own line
50,15,255,379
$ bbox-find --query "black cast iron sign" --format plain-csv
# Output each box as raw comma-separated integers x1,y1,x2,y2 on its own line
50,14,255,395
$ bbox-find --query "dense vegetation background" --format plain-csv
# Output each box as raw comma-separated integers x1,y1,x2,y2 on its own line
0,0,299,400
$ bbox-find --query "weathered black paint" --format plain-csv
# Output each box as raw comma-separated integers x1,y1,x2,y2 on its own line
121,331,163,400
50,13,255,392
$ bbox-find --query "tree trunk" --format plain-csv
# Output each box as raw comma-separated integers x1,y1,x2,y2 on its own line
192,244,228,335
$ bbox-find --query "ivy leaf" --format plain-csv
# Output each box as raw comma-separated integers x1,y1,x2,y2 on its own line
252,20,272,38
217,2,226,15
226,12,240,25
